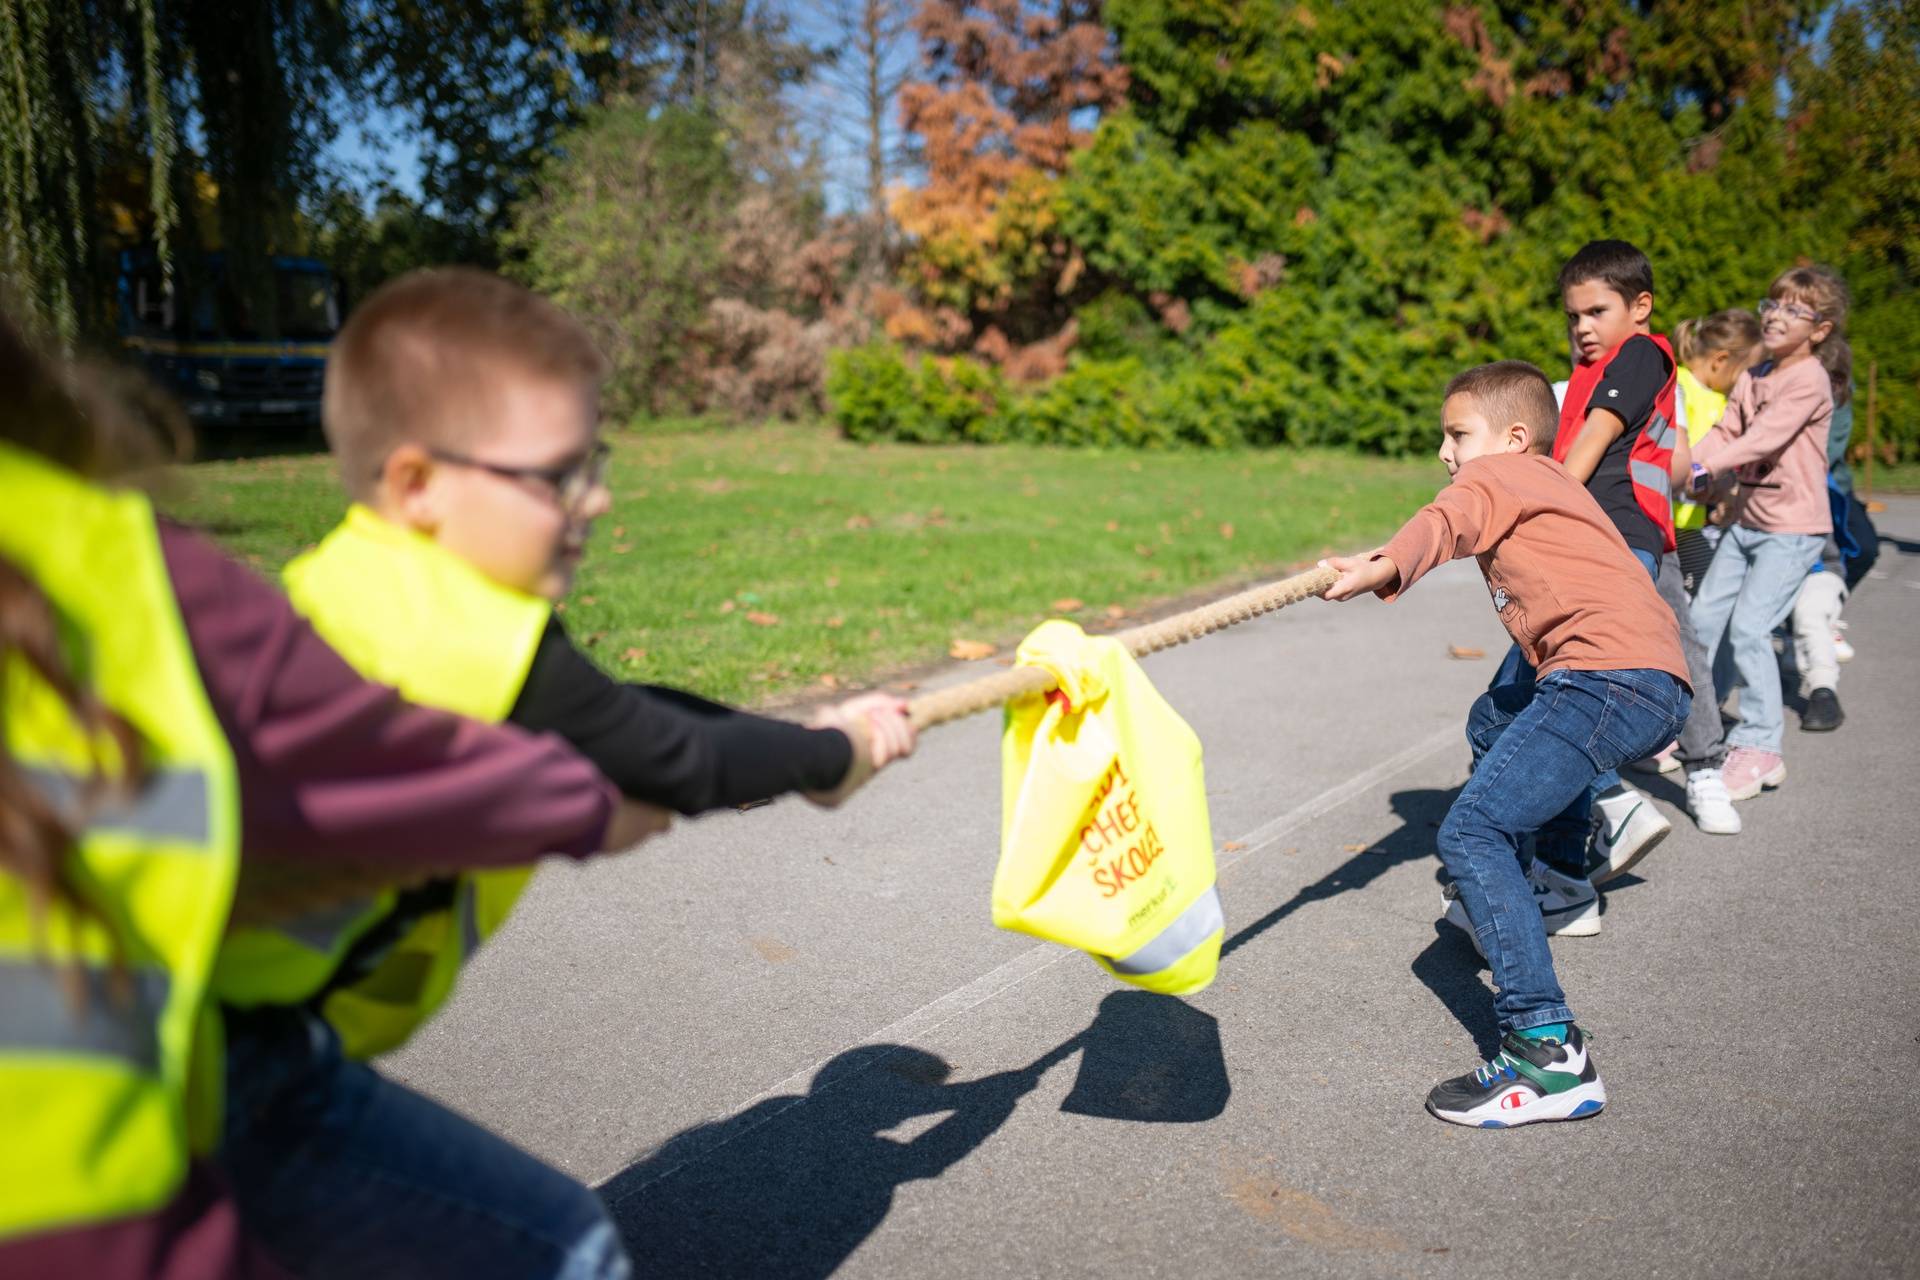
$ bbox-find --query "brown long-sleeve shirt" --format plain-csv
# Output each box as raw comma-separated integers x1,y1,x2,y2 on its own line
1372,453,1688,685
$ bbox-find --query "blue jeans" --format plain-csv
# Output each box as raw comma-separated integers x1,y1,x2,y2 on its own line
218,1006,631,1280
1689,525,1825,754
1482,546,1660,872
1444,668,1690,1033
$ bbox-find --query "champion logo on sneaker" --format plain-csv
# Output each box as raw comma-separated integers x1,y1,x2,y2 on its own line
1499,1090,1531,1110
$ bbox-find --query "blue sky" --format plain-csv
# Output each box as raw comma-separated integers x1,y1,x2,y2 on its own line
324,0,911,217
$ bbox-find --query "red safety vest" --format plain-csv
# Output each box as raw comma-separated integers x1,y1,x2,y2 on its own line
1553,334,1678,553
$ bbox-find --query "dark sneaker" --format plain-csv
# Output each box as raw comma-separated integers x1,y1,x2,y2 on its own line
1800,687,1844,732
1425,1026,1606,1128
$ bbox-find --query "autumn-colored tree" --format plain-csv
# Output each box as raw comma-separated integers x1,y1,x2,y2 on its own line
887,0,1125,367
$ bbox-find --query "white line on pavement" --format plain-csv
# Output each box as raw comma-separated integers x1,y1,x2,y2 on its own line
599,723,1459,1199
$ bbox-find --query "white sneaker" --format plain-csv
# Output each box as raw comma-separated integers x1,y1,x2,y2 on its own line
1529,862,1602,936
1439,862,1602,955
1589,784,1671,885
1685,768,1742,835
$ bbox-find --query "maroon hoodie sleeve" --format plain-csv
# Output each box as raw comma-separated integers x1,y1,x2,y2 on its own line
156,521,615,867
0,1162,290,1280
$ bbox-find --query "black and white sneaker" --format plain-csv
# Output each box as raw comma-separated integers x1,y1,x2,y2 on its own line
1425,1025,1606,1127
1439,863,1600,957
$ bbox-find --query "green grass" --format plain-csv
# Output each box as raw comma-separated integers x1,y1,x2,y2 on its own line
1861,461,1920,494
162,422,1446,706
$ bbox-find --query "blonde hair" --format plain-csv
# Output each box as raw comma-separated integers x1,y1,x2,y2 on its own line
1672,308,1761,369
1768,264,1849,344
323,268,610,499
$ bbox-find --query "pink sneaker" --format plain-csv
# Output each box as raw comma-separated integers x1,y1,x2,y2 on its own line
1721,747,1786,801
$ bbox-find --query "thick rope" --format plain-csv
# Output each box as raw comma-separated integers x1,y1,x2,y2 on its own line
907,564,1337,730
234,564,1337,924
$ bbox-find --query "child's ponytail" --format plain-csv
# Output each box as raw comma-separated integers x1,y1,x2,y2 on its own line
1672,308,1761,369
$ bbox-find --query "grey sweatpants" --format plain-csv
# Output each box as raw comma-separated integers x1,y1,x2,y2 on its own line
1657,551,1726,771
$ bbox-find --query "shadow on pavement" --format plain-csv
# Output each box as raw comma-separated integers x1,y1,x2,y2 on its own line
602,991,1227,1278
1410,923,1502,1057
1220,786,1459,962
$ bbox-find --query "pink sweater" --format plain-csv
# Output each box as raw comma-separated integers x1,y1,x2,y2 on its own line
1693,357,1833,535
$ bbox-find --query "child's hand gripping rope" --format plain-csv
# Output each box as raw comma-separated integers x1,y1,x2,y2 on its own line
805,692,918,808
1318,552,1398,602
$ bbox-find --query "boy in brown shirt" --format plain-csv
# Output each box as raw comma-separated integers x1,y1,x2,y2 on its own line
1321,360,1690,1127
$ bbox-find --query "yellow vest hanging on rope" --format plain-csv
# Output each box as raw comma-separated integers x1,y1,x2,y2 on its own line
996,620,1222,995
211,505,549,1059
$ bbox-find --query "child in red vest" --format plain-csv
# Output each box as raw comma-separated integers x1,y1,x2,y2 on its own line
1465,242,1687,947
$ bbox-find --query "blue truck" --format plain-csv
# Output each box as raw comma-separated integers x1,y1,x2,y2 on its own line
118,248,342,429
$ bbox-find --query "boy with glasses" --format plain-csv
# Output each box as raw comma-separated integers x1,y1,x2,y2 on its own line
211,268,915,1277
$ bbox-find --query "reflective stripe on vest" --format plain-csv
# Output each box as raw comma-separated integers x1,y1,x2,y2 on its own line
1630,457,1673,500
22,765,212,846
1106,886,1224,976
1,442,240,1240
0,961,168,1071
212,505,551,1058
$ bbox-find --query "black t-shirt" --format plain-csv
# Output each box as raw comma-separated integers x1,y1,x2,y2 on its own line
508,617,853,814
1579,334,1670,560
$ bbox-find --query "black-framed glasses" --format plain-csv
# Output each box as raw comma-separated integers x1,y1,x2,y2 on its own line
427,440,611,512
1758,298,1821,324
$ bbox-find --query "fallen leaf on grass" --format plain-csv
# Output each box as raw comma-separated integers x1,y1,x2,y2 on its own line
620,647,648,663
1447,645,1485,660
718,599,736,614
1104,520,1120,532
1104,604,1128,620
746,611,780,627
1219,522,1235,540
1050,597,1085,612
949,639,997,661
845,514,873,530
824,615,845,629
1222,841,1247,852
818,673,843,690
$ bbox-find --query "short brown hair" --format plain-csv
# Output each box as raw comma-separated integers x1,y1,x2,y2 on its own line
323,268,609,498
1558,239,1654,306
1443,360,1560,454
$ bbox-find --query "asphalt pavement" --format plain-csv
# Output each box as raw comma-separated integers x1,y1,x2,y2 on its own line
388,494,1920,1280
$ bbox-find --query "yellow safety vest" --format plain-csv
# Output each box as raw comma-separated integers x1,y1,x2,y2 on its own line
1673,367,1728,531
212,505,550,1059
0,443,240,1241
